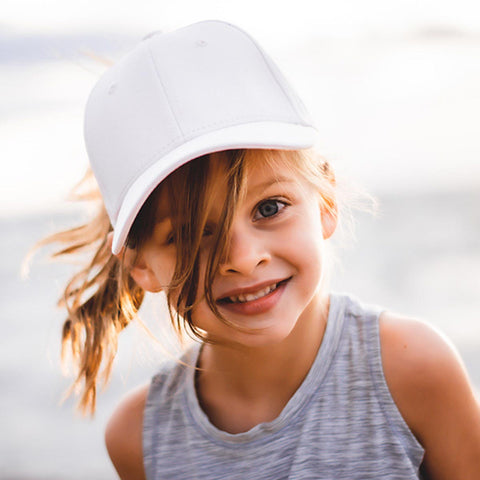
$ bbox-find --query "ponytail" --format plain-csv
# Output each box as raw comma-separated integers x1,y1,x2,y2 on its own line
34,170,144,415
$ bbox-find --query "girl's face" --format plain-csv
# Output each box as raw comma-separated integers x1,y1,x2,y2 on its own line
133,153,336,348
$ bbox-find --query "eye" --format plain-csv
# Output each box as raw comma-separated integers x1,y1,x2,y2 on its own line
165,232,175,245
253,199,287,220
203,225,213,237
166,224,213,246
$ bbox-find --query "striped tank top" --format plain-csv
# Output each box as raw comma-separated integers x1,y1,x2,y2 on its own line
143,293,424,479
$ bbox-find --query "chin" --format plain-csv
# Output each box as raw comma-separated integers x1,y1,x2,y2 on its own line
210,319,300,350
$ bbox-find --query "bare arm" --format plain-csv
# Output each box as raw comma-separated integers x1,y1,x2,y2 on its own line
380,312,480,479
105,384,149,480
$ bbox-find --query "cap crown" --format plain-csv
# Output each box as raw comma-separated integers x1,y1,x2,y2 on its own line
84,20,316,252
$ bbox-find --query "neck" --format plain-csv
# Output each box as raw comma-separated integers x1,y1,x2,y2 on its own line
195,292,330,432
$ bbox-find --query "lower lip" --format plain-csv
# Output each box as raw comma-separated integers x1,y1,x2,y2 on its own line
217,281,288,316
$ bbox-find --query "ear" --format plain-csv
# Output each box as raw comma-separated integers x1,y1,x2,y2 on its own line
127,253,164,292
108,232,163,292
320,199,338,240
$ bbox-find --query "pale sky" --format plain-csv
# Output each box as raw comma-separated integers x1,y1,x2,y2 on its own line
3,0,480,39
2,0,480,215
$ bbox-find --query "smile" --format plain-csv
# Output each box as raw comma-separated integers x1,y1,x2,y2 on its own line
226,283,278,304
217,278,290,305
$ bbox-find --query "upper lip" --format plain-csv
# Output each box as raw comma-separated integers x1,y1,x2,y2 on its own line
216,277,291,302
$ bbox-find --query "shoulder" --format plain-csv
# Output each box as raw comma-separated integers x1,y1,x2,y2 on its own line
379,311,463,405
379,311,480,479
105,383,150,480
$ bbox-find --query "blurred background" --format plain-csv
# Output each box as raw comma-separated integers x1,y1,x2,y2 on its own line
1,0,479,478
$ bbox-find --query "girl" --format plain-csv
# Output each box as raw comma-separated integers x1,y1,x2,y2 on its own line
45,20,480,479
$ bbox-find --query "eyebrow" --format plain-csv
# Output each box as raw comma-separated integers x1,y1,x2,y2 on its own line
153,201,175,224
248,176,296,194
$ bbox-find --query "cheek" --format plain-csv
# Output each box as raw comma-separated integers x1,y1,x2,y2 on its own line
147,248,178,292
286,213,326,277
286,209,325,251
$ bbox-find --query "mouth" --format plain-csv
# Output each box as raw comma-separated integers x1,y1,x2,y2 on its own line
217,278,291,305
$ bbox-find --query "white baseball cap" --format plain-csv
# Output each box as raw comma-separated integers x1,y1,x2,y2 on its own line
84,20,318,254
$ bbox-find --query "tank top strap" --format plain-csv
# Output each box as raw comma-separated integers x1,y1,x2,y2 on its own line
359,298,425,462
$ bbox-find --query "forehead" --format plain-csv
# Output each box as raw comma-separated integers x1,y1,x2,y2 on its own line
210,149,301,188
153,149,304,220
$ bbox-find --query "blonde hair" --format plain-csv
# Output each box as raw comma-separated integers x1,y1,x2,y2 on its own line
37,148,337,415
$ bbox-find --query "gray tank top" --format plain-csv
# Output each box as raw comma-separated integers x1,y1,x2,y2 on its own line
143,293,425,479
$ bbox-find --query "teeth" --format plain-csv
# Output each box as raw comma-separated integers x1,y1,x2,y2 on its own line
228,283,277,303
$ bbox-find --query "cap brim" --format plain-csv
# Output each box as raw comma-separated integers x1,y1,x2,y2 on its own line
111,121,318,254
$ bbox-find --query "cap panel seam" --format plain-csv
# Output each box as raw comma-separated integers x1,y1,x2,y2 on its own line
146,42,185,138
255,43,305,122
222,22,303,122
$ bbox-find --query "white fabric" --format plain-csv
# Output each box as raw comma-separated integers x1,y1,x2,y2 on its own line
112,122,317,253
83,21,318,253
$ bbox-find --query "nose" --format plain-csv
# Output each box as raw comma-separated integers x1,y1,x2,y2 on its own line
218,225,271,276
